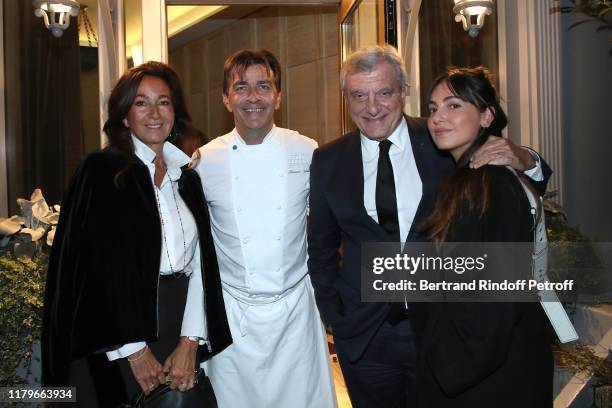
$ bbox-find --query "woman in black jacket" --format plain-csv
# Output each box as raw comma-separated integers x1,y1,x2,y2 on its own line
417,66,553,408
42,62,231,406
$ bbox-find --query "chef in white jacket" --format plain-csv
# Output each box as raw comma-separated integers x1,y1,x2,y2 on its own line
193,49,336,407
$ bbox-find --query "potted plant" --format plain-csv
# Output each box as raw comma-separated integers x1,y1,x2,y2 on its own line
0,189,59,386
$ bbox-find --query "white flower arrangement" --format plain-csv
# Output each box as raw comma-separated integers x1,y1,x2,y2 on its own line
0,189,60,257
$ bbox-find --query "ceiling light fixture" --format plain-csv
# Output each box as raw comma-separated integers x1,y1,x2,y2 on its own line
452,0,494,38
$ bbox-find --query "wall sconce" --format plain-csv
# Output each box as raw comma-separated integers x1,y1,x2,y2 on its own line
33,0,80,38
453,0,494,38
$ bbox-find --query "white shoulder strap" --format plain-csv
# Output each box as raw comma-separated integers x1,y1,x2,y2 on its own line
507,167,578,343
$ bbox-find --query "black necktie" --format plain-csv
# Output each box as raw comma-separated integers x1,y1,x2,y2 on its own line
376,139,400,241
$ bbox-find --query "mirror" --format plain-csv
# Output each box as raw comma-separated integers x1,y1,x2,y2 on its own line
339,0,380,134
341,0,379,62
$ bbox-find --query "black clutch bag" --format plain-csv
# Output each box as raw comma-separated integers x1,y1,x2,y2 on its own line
122,368,217,408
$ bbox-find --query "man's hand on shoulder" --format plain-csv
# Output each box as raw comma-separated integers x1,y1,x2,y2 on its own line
470,136,535,171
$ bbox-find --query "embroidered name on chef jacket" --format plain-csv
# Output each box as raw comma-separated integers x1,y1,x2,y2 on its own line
288,153,309,174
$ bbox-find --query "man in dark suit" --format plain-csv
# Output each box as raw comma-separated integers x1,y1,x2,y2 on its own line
307,45,550,408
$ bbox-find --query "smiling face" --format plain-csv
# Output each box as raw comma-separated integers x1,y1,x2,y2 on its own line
222,64,281,144
122,75,174,155
345,61,406,141
427,81,493,161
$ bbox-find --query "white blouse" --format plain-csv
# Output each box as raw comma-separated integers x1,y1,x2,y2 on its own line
106,136,206,361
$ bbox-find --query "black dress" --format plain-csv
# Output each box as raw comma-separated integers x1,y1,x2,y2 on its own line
417,166,554,408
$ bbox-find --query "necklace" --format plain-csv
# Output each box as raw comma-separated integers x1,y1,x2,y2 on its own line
153,172,187,275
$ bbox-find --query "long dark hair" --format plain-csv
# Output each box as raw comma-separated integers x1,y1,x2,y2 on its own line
103,61,192,154
423,66,538,243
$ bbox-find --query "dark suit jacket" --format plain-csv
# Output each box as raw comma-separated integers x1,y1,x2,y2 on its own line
308,117,455,361
42,146,232,386
416,166,553,408
308,116,552,363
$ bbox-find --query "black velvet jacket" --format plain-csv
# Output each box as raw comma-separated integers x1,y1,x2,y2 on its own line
42,146,232,386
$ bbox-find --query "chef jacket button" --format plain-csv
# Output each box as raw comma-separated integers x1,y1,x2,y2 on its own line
276,205,282,210
276,267,281,272
237,207,242,212
276,236,281,241
242,238,249,244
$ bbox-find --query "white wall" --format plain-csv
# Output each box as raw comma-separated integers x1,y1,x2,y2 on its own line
561,14,612,241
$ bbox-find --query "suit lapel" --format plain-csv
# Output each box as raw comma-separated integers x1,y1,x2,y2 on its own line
406,116,440,241
343,131,365,209
340,132,389,240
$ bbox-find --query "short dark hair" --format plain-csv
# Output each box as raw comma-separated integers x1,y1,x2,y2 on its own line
103,61,192,154
428,66,507,167
222,49,281,95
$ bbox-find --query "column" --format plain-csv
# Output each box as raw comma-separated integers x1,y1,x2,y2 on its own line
98,0,125,145
141,0,168,63
499,0,564,203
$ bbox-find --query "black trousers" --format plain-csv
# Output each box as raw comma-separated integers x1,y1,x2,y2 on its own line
66,274,189,407
336,319,421,408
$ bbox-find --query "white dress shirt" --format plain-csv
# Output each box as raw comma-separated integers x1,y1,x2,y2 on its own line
361,118,544,241
106,136,206,361
361,119,422,243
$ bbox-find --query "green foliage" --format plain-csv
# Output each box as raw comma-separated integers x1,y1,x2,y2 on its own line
0,250,47,386
544,197,606,296
554,342,612,385
546,197,610,390
544,193,591,244
552,0,612,55
546,206,591,244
